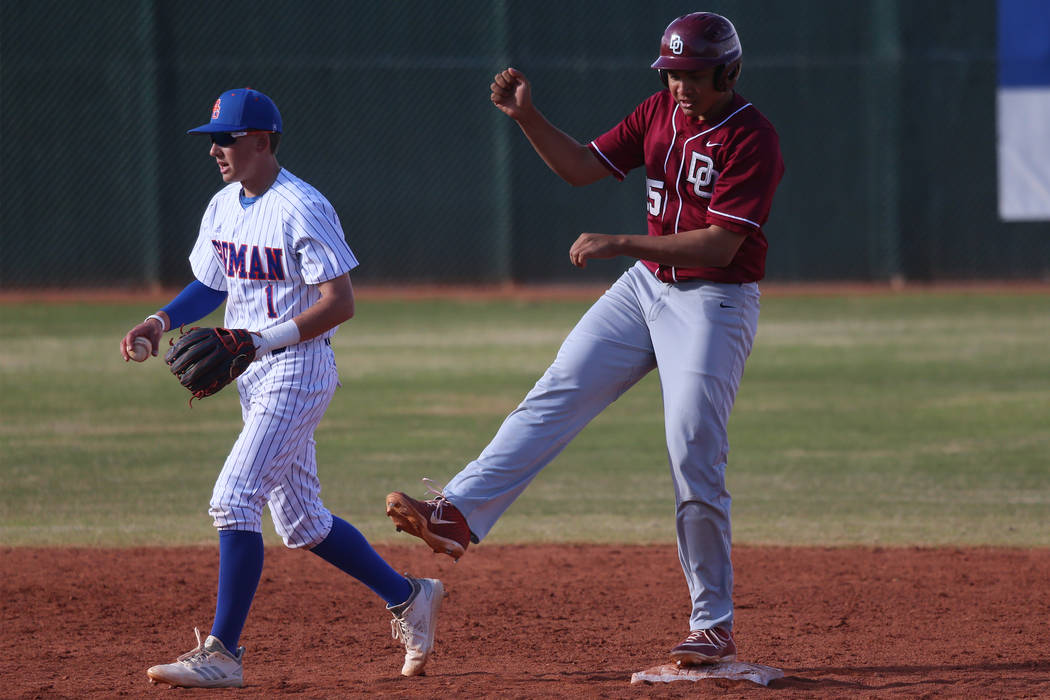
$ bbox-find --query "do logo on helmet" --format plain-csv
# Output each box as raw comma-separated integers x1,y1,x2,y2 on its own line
669,33,684,55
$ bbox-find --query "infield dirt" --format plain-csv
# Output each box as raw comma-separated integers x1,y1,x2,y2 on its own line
3,545,1047,698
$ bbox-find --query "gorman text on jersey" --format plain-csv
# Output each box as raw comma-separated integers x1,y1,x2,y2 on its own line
211,240,287,281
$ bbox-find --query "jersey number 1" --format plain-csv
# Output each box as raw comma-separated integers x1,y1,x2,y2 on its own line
265,285,278,318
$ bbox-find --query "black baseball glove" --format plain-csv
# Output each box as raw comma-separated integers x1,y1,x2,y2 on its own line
165,327,257,400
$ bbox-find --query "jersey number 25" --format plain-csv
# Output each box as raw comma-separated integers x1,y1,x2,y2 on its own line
646,178,665,217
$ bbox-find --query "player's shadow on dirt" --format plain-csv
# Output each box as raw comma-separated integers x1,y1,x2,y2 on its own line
775,661,1050,692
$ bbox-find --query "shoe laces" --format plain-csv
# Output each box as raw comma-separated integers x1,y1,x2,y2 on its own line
422,477,454,514
684,627,730,645
391,616,410,644
176,628,209,664
391,612,426,649
421,477,447,500
390,577,423,646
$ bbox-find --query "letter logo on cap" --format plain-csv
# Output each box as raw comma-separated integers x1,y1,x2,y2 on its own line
669,33,683,55
211,99,221,119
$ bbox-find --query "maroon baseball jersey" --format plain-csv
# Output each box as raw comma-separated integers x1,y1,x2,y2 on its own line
588,91,783,283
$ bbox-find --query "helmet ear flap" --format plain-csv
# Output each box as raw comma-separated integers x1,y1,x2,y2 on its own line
714,61,742,92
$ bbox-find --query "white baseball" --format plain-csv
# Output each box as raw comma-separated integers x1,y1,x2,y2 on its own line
129,336,152,362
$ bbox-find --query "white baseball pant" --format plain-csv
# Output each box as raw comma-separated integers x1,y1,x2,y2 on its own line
208,342,339,549
444,261,760,630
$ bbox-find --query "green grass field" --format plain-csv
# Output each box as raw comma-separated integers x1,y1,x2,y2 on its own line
1,290,1048,547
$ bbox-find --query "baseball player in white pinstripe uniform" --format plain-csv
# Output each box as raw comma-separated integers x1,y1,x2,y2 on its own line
120,88,442,688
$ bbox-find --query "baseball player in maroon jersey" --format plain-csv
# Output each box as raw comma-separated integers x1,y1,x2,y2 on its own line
387,12,783,666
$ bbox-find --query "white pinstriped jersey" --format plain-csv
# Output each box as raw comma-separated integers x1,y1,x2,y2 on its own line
190,168,357,547
189,168,359,333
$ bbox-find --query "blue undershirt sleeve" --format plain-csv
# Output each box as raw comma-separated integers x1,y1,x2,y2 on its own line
161,280,227,329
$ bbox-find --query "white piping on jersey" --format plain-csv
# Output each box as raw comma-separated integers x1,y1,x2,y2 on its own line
668,102,753,282
659,110,679,221
670,101,753,235
706,205,761,228
589,142,626,179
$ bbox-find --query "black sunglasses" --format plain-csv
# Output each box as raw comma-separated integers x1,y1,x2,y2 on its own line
210,130,270,147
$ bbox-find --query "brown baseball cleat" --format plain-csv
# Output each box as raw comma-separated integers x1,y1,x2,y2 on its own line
669,626,737,666
386,483,472,560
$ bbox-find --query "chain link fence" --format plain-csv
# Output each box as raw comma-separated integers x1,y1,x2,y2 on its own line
2,0,1047,288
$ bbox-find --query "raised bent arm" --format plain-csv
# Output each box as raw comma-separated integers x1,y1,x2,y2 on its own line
491,67,610,186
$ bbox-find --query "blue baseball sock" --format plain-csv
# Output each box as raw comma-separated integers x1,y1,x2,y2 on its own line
210,530,264,652
310,516,413,606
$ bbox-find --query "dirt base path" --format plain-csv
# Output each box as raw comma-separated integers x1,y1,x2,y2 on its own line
3,545,1047,698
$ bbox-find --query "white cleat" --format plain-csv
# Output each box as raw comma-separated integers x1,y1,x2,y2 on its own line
389,576,444,676
146,627,244,688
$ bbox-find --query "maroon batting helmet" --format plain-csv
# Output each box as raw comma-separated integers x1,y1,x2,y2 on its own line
651,12,742,91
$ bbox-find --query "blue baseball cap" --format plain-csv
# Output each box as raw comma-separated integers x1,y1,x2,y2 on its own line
187,88,282,134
